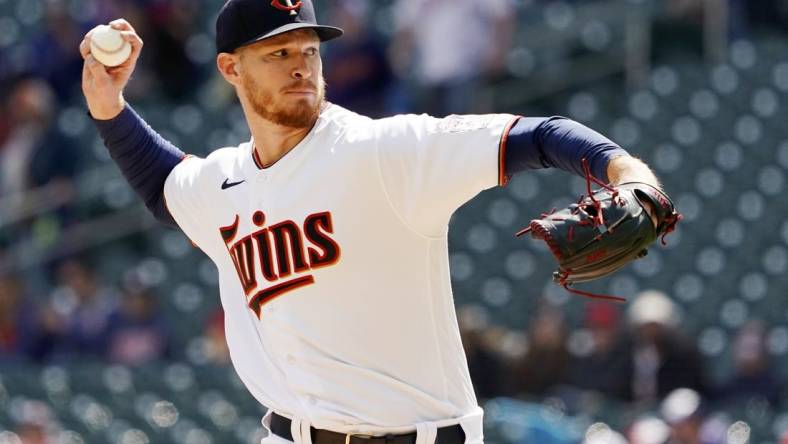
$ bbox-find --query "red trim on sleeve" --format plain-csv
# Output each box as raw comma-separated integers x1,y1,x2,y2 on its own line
498,116,522,187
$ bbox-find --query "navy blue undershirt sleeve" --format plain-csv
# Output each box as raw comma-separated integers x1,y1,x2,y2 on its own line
503,116,630,183
92,104,185,228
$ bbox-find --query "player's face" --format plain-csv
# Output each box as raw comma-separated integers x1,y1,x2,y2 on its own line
238,29,324,129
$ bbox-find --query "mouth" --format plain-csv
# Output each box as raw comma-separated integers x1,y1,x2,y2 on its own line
283,89,316,96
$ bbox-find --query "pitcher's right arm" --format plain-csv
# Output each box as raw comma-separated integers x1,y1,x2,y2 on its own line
80,19,185,228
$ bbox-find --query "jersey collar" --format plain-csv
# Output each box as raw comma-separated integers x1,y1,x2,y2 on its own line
244,103,336,174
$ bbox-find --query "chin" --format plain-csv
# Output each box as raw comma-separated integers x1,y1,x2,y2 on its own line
290,96,317,108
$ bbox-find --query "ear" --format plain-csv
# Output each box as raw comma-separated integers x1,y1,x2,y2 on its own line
217,52,242,86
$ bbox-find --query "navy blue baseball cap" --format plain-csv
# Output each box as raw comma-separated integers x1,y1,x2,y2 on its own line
216,0,344,54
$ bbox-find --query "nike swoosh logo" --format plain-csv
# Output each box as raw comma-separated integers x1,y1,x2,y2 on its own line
221,179,246,190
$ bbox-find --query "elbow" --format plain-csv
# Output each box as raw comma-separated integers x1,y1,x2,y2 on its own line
146,193,179,229
535,116,575,147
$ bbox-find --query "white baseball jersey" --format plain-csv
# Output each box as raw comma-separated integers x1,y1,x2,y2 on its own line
163,104,518,443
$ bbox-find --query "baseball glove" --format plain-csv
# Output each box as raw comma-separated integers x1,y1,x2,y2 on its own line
516,160,681,302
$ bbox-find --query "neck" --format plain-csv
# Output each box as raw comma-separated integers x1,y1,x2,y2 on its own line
246,108,318,168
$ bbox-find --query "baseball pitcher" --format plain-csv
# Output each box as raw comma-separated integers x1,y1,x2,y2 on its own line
79,1,677,443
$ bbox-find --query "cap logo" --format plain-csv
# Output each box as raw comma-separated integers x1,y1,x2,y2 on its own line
271,0,302,16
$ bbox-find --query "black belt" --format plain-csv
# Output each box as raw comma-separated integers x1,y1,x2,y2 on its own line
270,412,466,444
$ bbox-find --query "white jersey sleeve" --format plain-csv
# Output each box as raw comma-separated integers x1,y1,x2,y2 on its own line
375,113,519,237
163,155,222,255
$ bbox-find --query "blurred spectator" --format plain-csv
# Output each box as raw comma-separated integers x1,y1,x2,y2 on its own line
26,0,90,102
628,416,671,444
0,77,79,246
659,388,727,444
0,77,78,198
570,302,633,401
0,273,48,362
745,0,788,31
141,0,207,100
390,0,514,116
584,424,628,444
105,284,170,365
204,308,231,365
90,0,147,28
665,0,705,22
11,399,58,444
716,320,781,407
46,258,116,360
457,304,505,400
628,290,708,403
323,0,397,117
13,423,48,444
510,305,569,397
651,0,705,60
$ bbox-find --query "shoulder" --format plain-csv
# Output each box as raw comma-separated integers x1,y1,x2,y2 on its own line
375,113,429,135
320,103,376,139
204,145,246,173
319,105,497,141
163,144,248,236
320,107,479,153
176,144,245,173
168,143,247,190
374,113,518,140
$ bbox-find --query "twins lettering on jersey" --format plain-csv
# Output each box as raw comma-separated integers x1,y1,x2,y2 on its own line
219,210,341,317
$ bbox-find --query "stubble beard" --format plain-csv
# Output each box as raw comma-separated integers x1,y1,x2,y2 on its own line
243,74,325,129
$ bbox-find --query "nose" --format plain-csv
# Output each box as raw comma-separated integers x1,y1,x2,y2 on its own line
291,54,312,80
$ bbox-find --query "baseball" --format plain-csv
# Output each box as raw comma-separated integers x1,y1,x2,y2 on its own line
89,25,132,67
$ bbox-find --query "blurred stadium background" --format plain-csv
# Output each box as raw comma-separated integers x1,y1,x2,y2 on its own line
1,0,788,443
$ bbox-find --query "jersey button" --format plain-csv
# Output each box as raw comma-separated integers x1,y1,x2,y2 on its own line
307,396,318,405
286,354,295,364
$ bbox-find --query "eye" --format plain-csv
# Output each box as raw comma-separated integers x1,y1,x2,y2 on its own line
305,47,318,56
271,49,287,57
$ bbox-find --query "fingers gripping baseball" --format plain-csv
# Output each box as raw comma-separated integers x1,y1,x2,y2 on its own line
80,19,144,120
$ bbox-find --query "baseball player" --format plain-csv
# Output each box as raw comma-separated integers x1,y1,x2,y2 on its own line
80,1,664,443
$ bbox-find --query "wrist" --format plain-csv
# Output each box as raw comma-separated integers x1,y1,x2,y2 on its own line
606,156,660,188
88,95,126,121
